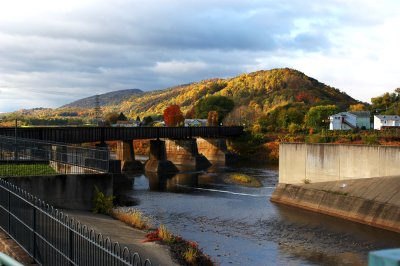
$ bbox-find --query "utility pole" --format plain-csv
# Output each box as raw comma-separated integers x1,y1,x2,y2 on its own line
95,95,102,126
14,119,17,160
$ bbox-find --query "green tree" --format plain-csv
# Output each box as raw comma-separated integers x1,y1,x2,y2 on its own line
117,112,127,121
304,105,338,129
194,96,234,123
142,116,153,126
104,112,119,125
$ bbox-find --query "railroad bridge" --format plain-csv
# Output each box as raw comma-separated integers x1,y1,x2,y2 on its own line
0,126,243,172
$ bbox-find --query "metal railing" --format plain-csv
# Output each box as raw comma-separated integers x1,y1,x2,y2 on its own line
0,179,152,266
0,136,109,176
0,126,244,143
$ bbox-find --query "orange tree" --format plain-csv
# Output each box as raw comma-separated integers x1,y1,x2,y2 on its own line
163,105,184,126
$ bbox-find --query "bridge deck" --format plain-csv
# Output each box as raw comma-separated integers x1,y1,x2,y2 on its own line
0,126,243,143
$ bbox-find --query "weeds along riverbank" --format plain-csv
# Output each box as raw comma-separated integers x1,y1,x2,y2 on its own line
92,189,215,266
111,208,215,266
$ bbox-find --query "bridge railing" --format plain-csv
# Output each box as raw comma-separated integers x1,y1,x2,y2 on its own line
0,179,152,265
0,126,244,143
0,136,110,176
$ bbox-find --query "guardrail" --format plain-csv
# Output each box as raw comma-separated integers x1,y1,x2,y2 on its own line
0,179,151,265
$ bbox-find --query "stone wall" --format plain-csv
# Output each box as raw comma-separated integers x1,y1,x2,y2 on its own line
279,143,400,184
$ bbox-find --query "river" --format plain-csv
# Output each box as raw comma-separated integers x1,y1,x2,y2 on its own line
120,162,400,266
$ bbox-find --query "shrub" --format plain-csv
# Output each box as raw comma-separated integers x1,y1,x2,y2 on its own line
362,134,380,145
92,186,115,214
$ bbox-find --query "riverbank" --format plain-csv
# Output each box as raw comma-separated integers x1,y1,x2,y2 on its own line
271,176,400,233
0,229,35,265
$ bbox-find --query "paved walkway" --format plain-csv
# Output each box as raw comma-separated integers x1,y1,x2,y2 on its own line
65,210,179,266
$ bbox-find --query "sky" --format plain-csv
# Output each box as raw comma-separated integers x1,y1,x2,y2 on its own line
0,0,399,112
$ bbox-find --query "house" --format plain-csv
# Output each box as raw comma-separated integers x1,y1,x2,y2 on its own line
184,119,208,127
112,120,139,127
374,115,400,130
329,111,371,130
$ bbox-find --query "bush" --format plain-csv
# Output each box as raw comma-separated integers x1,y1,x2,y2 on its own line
92,186,115,214
362,134,380,145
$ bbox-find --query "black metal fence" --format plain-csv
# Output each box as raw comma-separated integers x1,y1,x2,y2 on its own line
0,136,109,176
0,179,152,265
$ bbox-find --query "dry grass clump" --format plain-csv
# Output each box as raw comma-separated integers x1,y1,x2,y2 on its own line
158,224,174,243
224,173,263,187
110,208,150,230
183,246,198,264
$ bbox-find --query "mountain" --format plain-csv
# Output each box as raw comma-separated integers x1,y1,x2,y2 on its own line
62,89,143,108
2,68,360,127
113,68,359,117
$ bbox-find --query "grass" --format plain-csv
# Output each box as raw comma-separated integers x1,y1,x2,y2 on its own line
224,173,263,187
183,246,198,264
0,164,57,176
110,208,150,230
158,224,174,243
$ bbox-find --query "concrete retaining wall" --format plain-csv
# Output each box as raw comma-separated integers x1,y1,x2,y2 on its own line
271,176,400,233
4,174,113,211
280,143,400,184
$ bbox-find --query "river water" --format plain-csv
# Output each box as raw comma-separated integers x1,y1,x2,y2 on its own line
121,163,400,266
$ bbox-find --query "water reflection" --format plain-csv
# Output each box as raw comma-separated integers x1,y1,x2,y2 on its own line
123,164,400,266
146,171,199,192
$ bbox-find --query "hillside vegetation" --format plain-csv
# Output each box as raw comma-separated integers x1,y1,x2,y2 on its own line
1,68,360,128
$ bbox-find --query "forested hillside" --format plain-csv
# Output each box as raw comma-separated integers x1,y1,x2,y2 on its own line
1,68,360,128
114,68,358,118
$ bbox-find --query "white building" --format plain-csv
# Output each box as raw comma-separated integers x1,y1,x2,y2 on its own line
374,115,400,130
329,111,371,130
184,119,207,127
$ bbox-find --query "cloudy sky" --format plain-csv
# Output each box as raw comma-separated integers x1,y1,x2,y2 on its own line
0,0,399,112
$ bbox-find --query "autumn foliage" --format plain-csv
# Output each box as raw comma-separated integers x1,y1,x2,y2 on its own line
163,105,184,126
207,111,218,126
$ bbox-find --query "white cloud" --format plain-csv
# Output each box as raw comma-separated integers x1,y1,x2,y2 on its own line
0,0,400,112
154,61,208,75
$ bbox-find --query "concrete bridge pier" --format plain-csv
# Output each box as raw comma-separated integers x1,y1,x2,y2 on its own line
145,139,178,173
116,140,143,171
196,138,237,165
165,138,211,169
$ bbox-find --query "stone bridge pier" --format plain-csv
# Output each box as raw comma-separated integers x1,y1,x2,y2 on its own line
116,140,143,171
196,138,237,165
145,139,178,173
165,139,211,169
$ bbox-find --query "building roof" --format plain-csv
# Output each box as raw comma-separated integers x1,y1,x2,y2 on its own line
348,111,371,118
329,111,370,118
375,115,400,120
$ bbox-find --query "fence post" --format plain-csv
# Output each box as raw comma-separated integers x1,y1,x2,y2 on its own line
7,190,10,231
32,208,36,258
69,227,74,265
